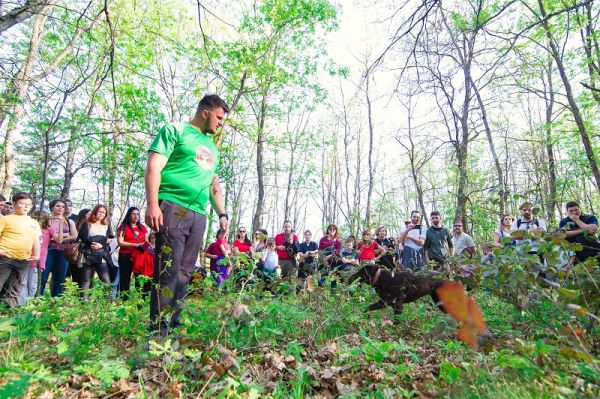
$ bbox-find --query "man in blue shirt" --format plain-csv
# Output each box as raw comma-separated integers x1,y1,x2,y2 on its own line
297,230,318,278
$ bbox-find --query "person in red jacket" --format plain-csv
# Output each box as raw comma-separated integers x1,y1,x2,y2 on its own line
116,207,148,298
319,224,342,269
274,221,299,278
233,227,252,256
356,228,384,264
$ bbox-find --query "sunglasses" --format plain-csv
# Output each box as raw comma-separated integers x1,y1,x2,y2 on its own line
239,230,246,233
454,224,463,227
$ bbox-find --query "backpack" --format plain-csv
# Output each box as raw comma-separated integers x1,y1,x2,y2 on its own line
516,218,538,229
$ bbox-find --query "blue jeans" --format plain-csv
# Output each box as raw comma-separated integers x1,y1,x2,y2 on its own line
402,246,425,270
40,248,68,296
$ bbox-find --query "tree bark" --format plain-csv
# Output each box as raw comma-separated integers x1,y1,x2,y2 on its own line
0,4,54,196
538,0,600,192
365,76,375,228
471,79,505,215
0,0,101,195
251,92,268,232
0,0,48,33
544,59,558,224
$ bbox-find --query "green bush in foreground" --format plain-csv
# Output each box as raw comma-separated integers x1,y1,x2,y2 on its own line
0,270,597,398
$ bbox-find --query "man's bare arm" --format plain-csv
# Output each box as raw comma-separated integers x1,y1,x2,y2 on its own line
209,174,228,229
145,152,168,231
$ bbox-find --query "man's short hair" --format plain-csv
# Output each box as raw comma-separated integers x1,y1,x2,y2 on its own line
566,201,580,210
519,201,533,210
283,220,292,226
411,210,420,217
304,230,312,235
430,211,440,217
197,95,230,114
12,192,32,203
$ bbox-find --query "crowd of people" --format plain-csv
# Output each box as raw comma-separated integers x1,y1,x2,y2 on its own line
0,194,156,307
201,202,599,288
0,193,597,311
0,95,598,342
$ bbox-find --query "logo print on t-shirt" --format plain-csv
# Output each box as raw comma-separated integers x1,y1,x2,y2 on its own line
195,145,216,171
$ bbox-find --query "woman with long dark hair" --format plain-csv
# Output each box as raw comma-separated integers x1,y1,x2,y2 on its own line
493,214,514,247
40,199,78,296
116,207,148,297
319,223,342,268
77,204,115,298
233,226,252,256
68,208,90,284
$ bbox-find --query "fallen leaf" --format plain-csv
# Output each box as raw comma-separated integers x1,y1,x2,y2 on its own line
300,318,314,329
305,277,315,292
166,381,183,399
218,346,239,371
316,341,337,362
231,302,251,318
265,352,286,372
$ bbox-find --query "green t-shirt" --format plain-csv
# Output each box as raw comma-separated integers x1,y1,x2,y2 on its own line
149,122,219,215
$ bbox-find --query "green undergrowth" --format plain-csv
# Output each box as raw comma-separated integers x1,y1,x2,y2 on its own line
0,276,598,398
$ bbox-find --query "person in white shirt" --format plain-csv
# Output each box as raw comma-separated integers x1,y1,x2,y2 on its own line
511,202,547,264
261,239,279,279
398,210,427,270
511,202,547,245
453,220,476,257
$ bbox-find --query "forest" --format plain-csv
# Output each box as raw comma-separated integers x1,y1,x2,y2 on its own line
0,0,599,398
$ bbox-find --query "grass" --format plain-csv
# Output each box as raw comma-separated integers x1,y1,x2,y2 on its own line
0,275,598,398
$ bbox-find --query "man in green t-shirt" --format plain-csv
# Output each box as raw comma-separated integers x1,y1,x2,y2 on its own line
145,95,229,336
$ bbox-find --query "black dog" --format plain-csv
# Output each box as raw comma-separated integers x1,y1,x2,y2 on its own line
350,264,448,320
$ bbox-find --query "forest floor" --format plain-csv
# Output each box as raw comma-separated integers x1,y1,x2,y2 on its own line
0,275,598,398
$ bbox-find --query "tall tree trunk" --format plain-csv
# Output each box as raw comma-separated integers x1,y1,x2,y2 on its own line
544,59,557,224
471,79,505,215
354,114,362,235
107,126,120,214
454,35,473,227
538,0,600,192
0,0,49,33
0,5,54,196
283,136,297,221
575,1,600,108
252,92,268,232
365,77,375,228
0,0,99,195
340,85,354,233
398,97,428,227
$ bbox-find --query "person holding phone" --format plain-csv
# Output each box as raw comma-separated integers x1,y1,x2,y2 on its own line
398,210,427,270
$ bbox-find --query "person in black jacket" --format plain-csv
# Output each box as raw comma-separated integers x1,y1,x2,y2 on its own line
559,201,599,264
76,205,115,298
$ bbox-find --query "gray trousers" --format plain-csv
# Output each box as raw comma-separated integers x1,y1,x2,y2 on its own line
150,200,207,330
20,266,39,305
0,256,29,308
